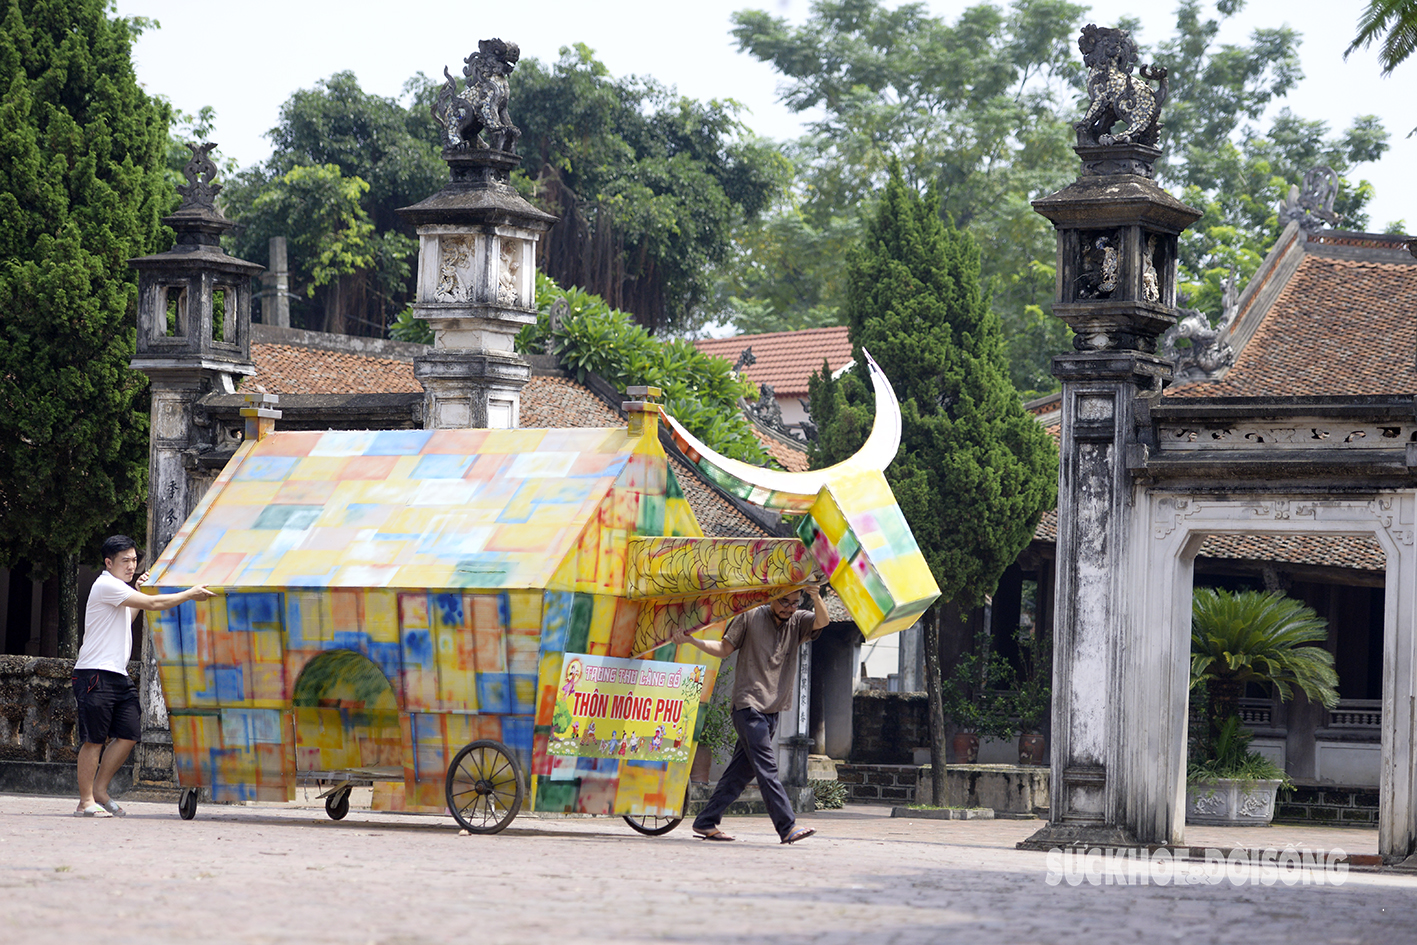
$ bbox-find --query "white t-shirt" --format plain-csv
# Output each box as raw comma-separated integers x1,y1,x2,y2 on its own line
76,570,137,674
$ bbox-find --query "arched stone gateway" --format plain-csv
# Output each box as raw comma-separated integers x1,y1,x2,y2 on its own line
1026,391,1417,864
1131,492,1416,858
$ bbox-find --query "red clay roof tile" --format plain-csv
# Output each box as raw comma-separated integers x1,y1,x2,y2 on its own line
1168,256,1417,398
694,326,853,399
244,344,421,394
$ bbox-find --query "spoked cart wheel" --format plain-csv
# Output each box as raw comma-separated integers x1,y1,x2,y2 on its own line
325,787,351,821
623,786,690,837
178,788,199,821
445,739,525,834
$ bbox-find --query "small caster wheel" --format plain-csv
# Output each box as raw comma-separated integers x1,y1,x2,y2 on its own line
178,788,198,821
325,788,351,821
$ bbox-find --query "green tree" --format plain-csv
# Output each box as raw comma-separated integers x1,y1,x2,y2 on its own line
512,274,770,465
1190,588,1339,748
1174,110,1389,312
807,166,1056,803
1348,0,1417,75
731,0,1085,393
0,0,171,653
730,0,1389,395
221,71,439,336
1141,1,1389,311
226,164,381,335
511,45,787,333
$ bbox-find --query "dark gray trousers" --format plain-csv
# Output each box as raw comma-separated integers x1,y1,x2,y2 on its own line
692,707,795,839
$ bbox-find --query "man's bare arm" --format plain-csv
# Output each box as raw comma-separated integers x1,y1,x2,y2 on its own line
122,586,217,612
806,585,829,630
672,627,736,660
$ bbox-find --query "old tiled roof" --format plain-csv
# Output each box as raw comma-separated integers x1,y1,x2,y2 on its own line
520,376,623,427
245,343,421,394
1030,232,1412,576
753,427,811,472
1031,508,1384,572
1198,533,1384,573
239,336,774,541
1168,255,1417,398
694,326,852,398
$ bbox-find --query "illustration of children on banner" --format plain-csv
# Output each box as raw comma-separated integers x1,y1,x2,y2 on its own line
550,653,705,763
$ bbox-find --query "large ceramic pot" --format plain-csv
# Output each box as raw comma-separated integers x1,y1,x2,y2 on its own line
951,732,980,764
1184,778,1283,825
1017,733,1046,765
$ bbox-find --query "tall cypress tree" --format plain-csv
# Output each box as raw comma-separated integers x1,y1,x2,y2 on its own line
0,0,170,654
808,163,1056,800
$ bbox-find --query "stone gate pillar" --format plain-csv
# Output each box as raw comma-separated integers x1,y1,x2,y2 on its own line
128,143,263,780
1020,26,1201,849
398,39,556,430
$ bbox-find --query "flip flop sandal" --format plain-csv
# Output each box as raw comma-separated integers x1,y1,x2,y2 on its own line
74,804,112,818
781,827,816,844
693,828,734,841
99,800,126,817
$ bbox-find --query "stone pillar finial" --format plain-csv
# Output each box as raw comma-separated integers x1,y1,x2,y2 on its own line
399,40,557,430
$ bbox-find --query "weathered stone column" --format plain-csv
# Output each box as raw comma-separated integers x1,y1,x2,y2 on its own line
261,236,291,328
1020,27,1200,849
128,143,262,780
398,39,556,429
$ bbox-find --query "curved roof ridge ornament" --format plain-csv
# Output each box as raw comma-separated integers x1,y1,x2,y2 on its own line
661,348,901,512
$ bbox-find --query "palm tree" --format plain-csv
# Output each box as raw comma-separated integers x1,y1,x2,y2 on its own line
1190,588,1340,745
1347,0,1417,76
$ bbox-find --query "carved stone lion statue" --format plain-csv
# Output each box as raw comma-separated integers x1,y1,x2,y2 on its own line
1075,25,1168,148
432,38,522,152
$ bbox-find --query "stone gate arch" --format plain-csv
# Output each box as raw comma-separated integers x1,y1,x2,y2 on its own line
1121,493,1417,857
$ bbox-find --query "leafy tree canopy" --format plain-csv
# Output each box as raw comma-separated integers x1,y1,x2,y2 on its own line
497,274,767,466
1348,0,1417,76
0,0,171,644
727,0,1390,397
511,45,788,333
220,71,440,336
808,164,1056,609
510,273,769,464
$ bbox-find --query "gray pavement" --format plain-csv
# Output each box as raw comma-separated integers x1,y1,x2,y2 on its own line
2,792,1415,945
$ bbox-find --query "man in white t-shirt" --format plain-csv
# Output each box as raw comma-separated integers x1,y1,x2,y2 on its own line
73,535,215,818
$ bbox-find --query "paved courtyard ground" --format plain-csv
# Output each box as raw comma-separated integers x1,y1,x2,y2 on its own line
2,792,1414,945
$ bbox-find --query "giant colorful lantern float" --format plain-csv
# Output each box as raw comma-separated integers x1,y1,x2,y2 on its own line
144,353,939,831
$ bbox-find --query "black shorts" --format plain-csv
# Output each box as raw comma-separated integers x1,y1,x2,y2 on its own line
72,669,141,745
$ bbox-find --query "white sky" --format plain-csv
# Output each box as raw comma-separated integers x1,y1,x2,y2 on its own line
116,0,1414,231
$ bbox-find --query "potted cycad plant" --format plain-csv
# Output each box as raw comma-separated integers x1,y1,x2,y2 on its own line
1186,588,1339,825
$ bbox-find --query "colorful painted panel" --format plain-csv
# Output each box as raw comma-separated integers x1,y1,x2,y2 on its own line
624,537,815,599
796,469,940,639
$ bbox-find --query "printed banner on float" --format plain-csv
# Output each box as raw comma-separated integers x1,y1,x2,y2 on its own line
549,653,706,762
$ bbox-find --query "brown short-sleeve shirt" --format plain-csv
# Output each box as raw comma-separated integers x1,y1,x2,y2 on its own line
723,604,823,714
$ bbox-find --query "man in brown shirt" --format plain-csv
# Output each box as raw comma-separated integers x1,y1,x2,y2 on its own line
675,585,828,843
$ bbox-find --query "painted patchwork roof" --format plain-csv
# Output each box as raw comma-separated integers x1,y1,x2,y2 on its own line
150,427,640,591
